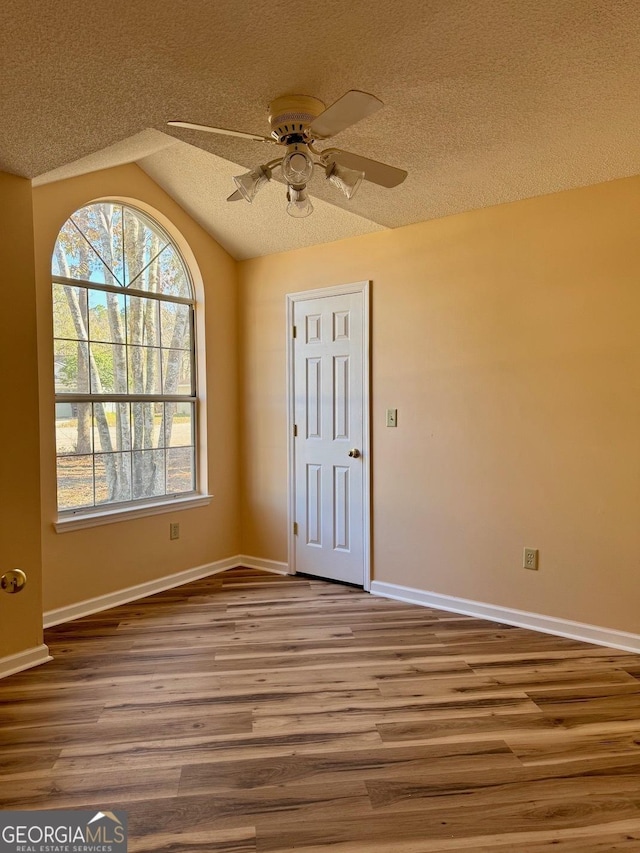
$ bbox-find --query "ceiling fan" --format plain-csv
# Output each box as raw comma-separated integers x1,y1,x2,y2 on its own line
167,90,408,218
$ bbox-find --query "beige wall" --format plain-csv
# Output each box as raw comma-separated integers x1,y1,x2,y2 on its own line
33,164,240,611
239,175,640,635
0,173,44,657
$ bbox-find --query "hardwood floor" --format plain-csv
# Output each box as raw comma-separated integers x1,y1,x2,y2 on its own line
3,568,640,851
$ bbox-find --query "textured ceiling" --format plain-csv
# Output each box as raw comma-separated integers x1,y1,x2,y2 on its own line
3,0,640,259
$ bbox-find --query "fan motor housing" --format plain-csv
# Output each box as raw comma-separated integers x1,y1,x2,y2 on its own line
268,94,326,142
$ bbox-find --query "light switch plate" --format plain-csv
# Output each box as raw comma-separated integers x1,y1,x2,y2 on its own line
386,408,398,428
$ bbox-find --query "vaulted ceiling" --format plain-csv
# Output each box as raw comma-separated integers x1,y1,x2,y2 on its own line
3,1,639,259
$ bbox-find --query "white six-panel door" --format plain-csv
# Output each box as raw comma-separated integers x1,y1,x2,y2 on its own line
288,282,369,586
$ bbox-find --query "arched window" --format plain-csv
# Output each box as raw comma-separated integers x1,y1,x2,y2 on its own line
53,202,197,514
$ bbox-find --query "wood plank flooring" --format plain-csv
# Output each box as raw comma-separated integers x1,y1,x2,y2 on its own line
2,568,640,851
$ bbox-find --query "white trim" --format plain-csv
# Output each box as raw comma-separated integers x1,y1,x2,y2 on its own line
236,556,291,574
362,284,371,592
371,581,640,654
55,494,213,533
0,644,52,680
286,281,371,589
43,556,292,628
286,281,371,301
44,555,238,627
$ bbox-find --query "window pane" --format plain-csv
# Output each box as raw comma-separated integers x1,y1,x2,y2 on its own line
72,203,124,286
131,402,163,450
53,284,88,341
95,452,132,505
165,402,193,447
160,302,191,350
57,455,94,510
93,402,131,453
133,449,165,500
53,218,117,285
128,346,162,395
166,447,194,494
124,207,168,288
56,403,92,455
156,243,191,298
162,348,192,395
126,295,160,346
89,342,127,394
54,340,90,393
88,290,125,343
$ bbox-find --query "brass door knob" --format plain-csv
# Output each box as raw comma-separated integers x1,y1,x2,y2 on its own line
348,448,361,458
1,569,27,594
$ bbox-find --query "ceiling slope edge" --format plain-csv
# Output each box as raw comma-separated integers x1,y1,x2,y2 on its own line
32,129,179,187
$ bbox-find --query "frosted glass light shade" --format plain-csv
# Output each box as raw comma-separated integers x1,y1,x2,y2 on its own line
326,162,364,199
286,186,314,218
233,165,270,202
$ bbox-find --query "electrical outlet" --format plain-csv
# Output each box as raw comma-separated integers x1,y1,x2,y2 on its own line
170,522,180,541
523,547,538,570
386,408,398,428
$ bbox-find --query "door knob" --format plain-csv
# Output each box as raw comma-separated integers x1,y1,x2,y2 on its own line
1,569,27,594
348,448,361,458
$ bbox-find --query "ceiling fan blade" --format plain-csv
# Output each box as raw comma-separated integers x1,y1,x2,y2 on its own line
309,91,383,140
324,148,407,188
227,190,244,202
167,121,276,144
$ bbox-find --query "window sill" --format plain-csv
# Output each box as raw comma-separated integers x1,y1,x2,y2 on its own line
54,494,213,533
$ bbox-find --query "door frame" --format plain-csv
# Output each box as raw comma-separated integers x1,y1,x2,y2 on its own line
286,280,371,590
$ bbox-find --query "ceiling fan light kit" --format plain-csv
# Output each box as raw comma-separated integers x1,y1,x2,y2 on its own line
326,161,364,200
232,163,272,203
281,143,314,187
286,186,314,218
168,90,408,219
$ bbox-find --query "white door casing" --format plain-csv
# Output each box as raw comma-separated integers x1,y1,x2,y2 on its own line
287,281,370,587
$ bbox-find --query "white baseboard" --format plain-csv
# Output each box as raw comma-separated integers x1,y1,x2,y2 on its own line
0,644,52,679
43,556,291,628
236,555,291,575
44,556,240,628
371,581,640,654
